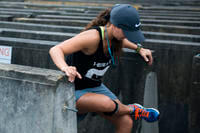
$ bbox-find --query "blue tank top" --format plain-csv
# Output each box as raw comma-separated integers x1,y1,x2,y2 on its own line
66,27,112,90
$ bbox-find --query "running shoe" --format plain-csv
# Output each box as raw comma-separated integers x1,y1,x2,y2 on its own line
128,103,160,122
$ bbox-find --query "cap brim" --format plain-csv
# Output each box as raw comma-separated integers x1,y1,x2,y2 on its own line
123,29,145,43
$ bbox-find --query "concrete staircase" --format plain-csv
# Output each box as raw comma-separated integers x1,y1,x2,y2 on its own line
0,1,199,133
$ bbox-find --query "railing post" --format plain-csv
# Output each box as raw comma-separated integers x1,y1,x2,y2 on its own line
189,54,200,133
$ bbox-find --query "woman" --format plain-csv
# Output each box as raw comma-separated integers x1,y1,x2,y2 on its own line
49,4,159,133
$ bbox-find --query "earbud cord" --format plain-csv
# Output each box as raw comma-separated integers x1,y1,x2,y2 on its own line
105,26,115,65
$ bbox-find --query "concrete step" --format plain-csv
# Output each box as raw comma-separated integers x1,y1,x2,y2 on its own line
0,1,108,11
32,11,200,22
143,31,200,42
13,18,90,26
142,24,200,35
3,1,200,13
12,11,200,27
36,15,94,21
36,14,200,22
56,6,106,12
19,5,200,18
144,39,200,52
55,7,86,13
139,10,200,16
141,19,200,27
59,12,97,17
0,20,199,39
0,11,33,18
0,15,13,21
0,21,83,33
2,3,199,19
139,6,200,12
12,18,200,35
34,11,200,21
27,0,132,4
0,4,104,14
140,15,200,21
0,4,25,9
0,3,105,16
0,36,58,69
139,12,200,18
0,36,58,48
1,28,199,43
0,28,75,41
55,7,88,13
177,1,200,7
166,0,200,4
12,16,200,30
0,8,65,15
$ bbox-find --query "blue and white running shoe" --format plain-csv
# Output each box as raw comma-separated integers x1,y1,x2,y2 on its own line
129,103,160,122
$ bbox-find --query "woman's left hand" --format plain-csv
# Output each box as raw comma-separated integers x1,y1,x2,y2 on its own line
139,48,153,65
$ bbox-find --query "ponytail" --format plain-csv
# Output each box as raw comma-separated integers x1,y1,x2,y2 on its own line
83,8,123,59
83,8,111,31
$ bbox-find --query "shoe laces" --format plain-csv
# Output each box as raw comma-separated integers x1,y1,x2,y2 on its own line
134,107,149,120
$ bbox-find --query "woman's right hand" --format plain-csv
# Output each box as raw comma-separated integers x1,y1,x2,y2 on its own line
61,66,82,82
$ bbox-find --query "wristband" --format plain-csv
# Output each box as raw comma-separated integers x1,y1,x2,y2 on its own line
136,45,142,53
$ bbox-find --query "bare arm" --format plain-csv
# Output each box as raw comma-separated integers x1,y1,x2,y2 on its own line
49,30,100,82
122,39,153,65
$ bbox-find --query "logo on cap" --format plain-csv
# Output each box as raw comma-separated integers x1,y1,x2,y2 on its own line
135,22,141,28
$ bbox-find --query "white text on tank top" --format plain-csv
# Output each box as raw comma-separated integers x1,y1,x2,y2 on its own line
85,60,111,79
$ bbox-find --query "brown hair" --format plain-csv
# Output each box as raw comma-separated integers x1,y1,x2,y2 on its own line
83,8,123,59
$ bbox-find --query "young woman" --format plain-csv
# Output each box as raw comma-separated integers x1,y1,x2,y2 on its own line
49,4,159,133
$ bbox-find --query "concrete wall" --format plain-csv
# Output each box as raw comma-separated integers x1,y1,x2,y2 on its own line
0,38,58,69
189,54,200,133
0,1,200,132
143,41,200,133
0,63,77,133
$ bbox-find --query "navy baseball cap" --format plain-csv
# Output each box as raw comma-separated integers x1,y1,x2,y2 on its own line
110,4,145,43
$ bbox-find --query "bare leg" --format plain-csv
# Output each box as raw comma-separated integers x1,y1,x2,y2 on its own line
76,93,133,133
76,93,132,115
100,113,133,133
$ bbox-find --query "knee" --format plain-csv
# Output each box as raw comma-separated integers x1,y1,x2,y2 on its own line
101,96,115,111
